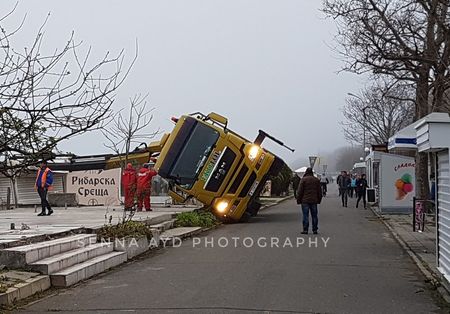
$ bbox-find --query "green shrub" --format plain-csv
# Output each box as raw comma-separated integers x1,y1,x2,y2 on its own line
97,221,153,241
175,210,218,228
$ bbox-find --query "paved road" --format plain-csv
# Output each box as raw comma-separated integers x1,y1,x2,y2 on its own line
19,191,446,313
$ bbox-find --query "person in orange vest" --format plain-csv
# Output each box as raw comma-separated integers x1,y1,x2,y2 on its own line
35,160,54,216
136,162,158,211
121,163,137,210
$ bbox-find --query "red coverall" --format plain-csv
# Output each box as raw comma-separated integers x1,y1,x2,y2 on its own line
137,167,157,211
121,164,137,210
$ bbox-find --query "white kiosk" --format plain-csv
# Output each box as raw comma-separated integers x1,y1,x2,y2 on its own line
414,113,450,283
366,151,415,213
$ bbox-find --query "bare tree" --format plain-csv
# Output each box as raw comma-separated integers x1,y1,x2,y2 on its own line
323,0,450,114
323,0,450,198
343,80,415,145
334,146,363,172
0,6,134,177
102,94,159,168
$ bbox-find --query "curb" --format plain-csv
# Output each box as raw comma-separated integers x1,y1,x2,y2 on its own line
369,207,450,303
260,195,295,211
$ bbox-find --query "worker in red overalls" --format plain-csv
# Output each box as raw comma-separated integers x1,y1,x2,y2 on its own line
136,162,158,211
121,163,137,210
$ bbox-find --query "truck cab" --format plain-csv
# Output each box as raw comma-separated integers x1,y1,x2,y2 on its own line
155,112,285,222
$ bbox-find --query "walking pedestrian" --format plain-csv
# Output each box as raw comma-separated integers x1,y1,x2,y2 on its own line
296,167,322,235
122,163,137,211
320,173,329,197
356,174,368,209
35,160,54,216
136,162,158,211
292,174,301,198
349,175,357,198
336,172,343,196
337,171,350,207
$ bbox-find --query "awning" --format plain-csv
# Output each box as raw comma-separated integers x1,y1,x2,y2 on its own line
352,162,366,170
388,123,417,151
294,166,317,177
389,113,450,151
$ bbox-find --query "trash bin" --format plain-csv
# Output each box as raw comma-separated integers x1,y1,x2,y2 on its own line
367,188,376,203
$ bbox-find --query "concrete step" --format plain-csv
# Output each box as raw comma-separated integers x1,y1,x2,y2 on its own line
0,234,97,268
0,274,51,305
159,227,202,246
29,242,114,275
150,219,176,232
51,251,127,287
145,213,175,225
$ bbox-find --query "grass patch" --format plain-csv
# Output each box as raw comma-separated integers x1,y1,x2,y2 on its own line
175,210,218,228
97,221,153,241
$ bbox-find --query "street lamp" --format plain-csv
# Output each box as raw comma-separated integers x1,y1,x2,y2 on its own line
347,93,370,157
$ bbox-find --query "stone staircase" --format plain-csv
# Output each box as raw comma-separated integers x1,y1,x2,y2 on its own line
0,214,204,297
0,234,126,288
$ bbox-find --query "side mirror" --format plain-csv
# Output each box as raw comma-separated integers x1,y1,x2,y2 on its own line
207,112,228,128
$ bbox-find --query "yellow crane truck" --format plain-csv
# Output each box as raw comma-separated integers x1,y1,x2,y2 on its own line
52,112,293,222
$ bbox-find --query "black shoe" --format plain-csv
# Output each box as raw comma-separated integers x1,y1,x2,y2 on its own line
313,231,318,235
37,211,46,216
47,209,54,216
301,231,308,235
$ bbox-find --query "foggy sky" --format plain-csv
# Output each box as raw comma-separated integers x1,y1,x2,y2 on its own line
4,0,363,166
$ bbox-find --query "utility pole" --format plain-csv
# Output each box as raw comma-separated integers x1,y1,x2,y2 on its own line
347,93,370,159
362,105,369,159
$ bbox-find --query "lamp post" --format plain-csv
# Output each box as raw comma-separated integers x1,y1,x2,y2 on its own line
362,105,370,159
347,93,370,158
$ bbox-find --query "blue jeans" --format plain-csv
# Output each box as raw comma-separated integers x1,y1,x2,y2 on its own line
302,203,318,232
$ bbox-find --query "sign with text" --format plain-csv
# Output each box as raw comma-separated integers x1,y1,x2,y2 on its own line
67,169,121,206
309,156,317,169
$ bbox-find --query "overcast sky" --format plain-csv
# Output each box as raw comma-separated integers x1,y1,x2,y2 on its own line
5,0,364,166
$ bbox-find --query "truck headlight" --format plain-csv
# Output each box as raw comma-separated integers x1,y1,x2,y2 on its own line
248,145,260,161
215,200,229,213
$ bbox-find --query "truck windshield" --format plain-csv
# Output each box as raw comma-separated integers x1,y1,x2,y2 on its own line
166,119,219,188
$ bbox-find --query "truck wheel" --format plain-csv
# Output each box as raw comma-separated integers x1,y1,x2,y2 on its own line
269,156,285,176
249,201,262,217
239,211,251,223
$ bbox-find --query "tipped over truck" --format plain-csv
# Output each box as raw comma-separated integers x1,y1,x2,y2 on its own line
51,112,293,222
152,112,292,222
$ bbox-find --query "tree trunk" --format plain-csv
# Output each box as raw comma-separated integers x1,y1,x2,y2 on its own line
416,152,429,200
415,71,431,199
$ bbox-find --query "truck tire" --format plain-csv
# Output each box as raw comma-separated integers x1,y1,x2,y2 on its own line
269,156,285,176
249,201,262,217
239,211,251,223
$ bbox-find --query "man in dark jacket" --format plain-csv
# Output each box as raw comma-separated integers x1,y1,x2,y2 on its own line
296,167,322,234
337,171,351,207
356,174,368,209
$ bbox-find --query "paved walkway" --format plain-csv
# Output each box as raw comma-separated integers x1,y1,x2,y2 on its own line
377,213,437,274
0,203,198,247
17,188,448,313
